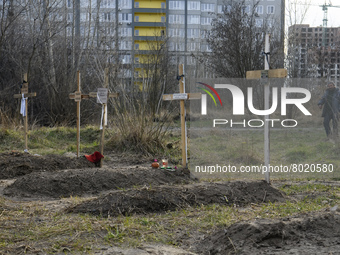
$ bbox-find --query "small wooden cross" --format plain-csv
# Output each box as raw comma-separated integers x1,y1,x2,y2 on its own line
13,73,37,151
246,34,287,183
162,64,201,167
69,70,118,161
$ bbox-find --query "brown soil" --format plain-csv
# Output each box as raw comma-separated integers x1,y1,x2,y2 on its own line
3,167,191,199
193,210,340,254
66,181,285,217
1,151,340,255
0,151,94,179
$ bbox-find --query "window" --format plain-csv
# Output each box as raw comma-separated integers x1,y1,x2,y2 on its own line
255,19,263,27
266,19,274,27
188,1,200,10
120,28,132,36
201,17,212,25
135,16,139,22
119,13,132,22
256,5,263,14
169,1,184,10
188,15,200,24
201,44,211,52
118,0,132,9
187,42,200,51
225,5,232,13
169,28,184,37
135,2,139,8
169,42,184,51
135,57,139,63
201,3,215,12
243,5,250,14
67,13,73,22
104,12,111,21
161,2,166,8
161,16,165,22
121,55,131,64
120,41,131,50
134,30,139,36
187,56,196,65
217,5,223,13
67,0,72,8
101,0,115,8
187,28,200,38
169,14,185,24
135,44,139,50
267,5,274,14
201,30,208,39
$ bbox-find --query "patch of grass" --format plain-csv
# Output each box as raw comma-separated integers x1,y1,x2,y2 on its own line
0,126,102,155
189,128,340,180
278,183,340,195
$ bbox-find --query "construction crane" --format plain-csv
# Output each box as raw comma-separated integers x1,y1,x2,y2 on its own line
320,0,340,46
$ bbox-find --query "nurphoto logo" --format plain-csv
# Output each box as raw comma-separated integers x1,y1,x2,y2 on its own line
200,83,312,128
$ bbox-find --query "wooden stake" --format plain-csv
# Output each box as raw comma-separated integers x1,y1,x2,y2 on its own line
76,71,81,158
24,73,28,151
13,73,37,152
179,65,187,167
99,68,109,167
162,64,201,168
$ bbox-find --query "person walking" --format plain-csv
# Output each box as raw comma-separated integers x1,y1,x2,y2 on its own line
318,81,340,140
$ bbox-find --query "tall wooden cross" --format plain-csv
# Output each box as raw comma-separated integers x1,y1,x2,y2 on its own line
69,70,118,161
69,71,83,158
246,34,287,183
13,73,37,151
162,64,201,167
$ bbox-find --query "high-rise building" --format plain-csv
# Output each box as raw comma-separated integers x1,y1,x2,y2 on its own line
288,24,340,81
66,0,286,84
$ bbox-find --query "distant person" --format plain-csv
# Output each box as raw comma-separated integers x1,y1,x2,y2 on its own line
318,81,340,140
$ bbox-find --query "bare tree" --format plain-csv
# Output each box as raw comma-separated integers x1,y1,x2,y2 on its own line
199,0,282,78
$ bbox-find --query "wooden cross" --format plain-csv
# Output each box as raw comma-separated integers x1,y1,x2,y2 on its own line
13,73,37,151
162,64,201,167
69,70,118,161
69,71,84,158
246,34,287,183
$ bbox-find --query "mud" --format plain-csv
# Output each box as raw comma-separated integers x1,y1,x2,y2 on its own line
66,181,285,216
1,151,340,255
193,209,340,254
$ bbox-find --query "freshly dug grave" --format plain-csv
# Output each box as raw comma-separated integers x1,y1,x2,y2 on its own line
0,151,94,179
3,167,191,199
193,210,340,255
66,181,286,216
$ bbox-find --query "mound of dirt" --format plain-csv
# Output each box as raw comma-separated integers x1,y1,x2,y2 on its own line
0,151,94,179
66,181,286,216
193,210,340,254
3,167,191,199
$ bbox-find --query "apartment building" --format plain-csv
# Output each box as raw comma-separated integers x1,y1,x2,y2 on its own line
59,0,286,84
288,24,340,80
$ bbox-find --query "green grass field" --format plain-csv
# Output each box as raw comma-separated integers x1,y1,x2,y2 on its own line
189,127,340,181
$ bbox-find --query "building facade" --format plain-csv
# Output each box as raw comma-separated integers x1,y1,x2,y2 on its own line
288,24,340,81
32,0,285,86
